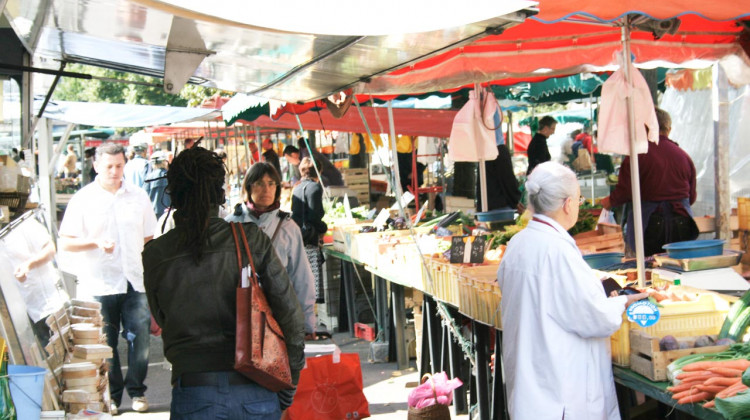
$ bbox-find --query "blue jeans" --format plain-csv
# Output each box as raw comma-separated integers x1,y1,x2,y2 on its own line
171,373,281,420
95,282,151,406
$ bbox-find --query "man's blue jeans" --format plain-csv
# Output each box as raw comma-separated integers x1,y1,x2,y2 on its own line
171,373,281,420
95,282,151,406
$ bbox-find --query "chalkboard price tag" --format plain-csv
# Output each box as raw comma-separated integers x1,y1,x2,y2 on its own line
449,236,486,264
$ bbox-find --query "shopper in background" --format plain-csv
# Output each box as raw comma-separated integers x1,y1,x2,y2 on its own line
525,116,557,175
62,144,78,178
144,151,170,219
498,161,647,420
143,147,304,419
124,143,150,188
226,162,317,339
476,142,522,213
262,139,282,176
59,142,157,414
601,108,698,256
291,157,328,305
82,147,96,186
284,139,344,187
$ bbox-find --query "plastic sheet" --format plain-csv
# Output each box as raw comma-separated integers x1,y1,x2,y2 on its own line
660,84,750,216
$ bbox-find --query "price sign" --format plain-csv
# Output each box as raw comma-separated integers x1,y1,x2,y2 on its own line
449,236,486,264
626,300,660,327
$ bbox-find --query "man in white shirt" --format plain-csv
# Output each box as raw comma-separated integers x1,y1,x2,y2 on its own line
59,142,157,414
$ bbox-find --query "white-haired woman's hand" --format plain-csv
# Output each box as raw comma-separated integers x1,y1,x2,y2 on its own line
624,292,650,308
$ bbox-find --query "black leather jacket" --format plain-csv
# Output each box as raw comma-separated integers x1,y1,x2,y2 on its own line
142,213,305,384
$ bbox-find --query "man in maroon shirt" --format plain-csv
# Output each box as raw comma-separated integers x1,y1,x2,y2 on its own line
601,108,698,256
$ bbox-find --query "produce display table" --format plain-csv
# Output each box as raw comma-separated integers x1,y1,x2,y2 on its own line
613,366,725,420
321,246,411,371
323,240,734,420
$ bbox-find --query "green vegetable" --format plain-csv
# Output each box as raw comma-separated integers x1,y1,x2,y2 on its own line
719,289,750,340
567,210,597,236
743,367,750,387
728,307,750,342
715,390,750,420
647,295,663,307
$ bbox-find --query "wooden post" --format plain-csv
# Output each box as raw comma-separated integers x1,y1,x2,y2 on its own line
713,63,731,241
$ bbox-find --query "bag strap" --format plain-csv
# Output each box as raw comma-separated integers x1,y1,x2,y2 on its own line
420,374,439,402
270,211,288,243
301,183,309,222
229,222,244,288
237,223,260,287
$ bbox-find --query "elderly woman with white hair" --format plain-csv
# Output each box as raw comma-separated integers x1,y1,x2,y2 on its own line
498,162,647,420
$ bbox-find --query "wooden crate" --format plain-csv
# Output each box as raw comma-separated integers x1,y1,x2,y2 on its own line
574,223,624,254
629,330,729,381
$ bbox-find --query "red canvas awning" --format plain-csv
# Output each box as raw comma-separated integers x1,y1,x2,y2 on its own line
367,14,747,95
247,107,457,138
534,1,750,22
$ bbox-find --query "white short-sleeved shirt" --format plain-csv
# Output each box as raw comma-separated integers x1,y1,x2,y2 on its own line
59,178,157,297
0,218,67,322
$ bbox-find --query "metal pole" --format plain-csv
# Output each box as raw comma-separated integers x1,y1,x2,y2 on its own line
233,126,241,186
622,24,647,287
713,63,731,241
387,101,406,218
475,86,489,213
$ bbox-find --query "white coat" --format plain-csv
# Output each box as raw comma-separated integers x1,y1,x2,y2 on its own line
226,205,317,333
497,214,628,420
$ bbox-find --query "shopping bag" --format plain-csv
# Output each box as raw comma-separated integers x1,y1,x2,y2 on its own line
448,88,500,162
286,353,370,420
407,372,462,420
597,209,616,226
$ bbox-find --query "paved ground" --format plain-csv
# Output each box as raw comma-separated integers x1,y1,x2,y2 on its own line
110,332,469,419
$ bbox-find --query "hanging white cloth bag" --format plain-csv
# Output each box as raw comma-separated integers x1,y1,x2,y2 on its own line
448,89,500,162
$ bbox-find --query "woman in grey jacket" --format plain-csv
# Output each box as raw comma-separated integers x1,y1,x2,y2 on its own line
226,162,317,338
143,148,304,419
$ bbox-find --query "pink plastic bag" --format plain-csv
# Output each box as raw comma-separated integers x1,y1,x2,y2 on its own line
407,372,463,409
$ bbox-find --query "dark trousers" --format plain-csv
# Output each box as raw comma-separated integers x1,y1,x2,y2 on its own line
95,282,151,406
171,373,281,420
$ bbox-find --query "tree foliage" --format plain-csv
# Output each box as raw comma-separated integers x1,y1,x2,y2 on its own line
52,63,228,107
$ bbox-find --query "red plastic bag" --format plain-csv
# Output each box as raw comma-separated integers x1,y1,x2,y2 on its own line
286,353,370,420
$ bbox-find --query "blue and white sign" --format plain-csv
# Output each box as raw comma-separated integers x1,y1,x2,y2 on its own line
626,300,660,327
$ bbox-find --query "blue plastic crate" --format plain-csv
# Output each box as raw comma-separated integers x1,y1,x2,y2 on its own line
476,208,515,222
583,252,624,269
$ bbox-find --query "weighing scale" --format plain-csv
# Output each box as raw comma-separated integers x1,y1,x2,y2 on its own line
651,267,749,295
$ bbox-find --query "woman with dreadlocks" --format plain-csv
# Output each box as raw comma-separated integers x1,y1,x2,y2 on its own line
142,147,304,419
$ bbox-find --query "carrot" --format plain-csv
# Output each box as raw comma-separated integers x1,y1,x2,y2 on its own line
678,391,713,404
676,370,712,380
697,385,726,394
703,400,716,408
704,377,742,387
670,377,715,392
723,384,749,399
707,367,744,377
683,359,750,372
673,387,704,400
669,380,707,394
716,383,748,399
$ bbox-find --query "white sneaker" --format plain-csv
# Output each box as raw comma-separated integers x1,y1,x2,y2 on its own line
132,396,149,412
110,403,118,415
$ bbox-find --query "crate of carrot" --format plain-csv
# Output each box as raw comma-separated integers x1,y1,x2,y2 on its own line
668,359,750,408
